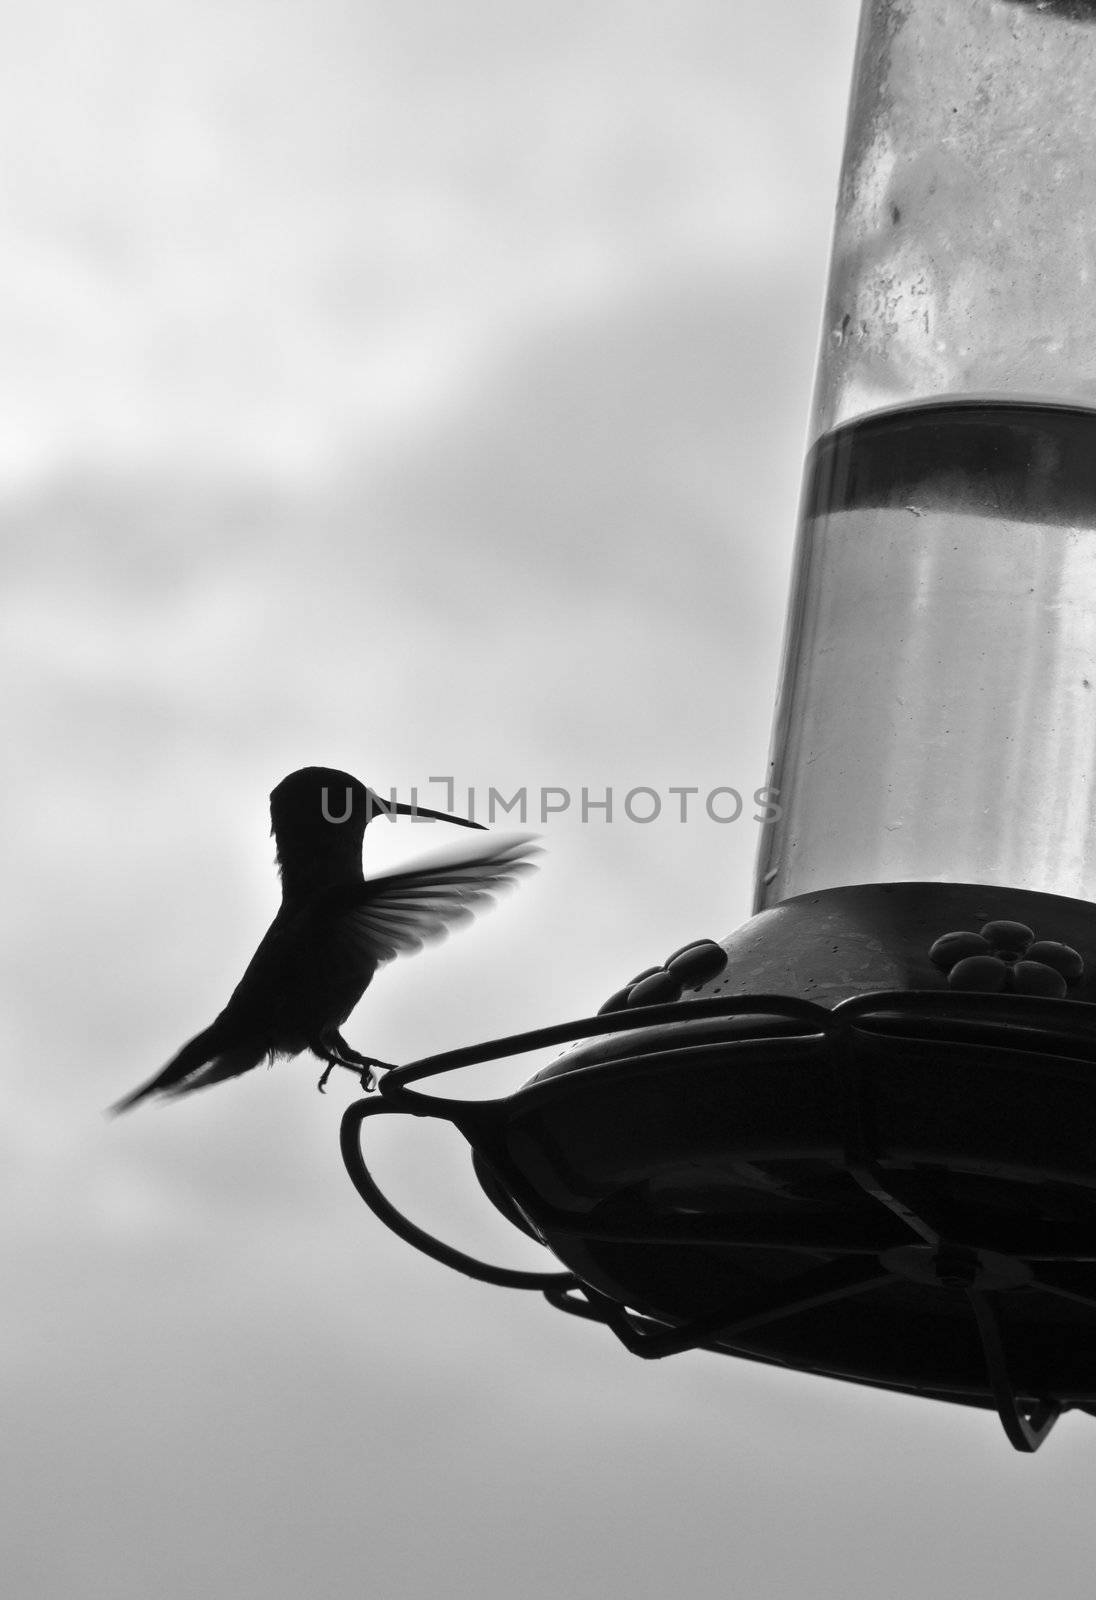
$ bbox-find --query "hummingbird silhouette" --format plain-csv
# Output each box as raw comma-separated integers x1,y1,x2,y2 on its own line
112,767,538,1112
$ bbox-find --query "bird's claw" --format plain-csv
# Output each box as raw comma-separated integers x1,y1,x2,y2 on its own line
359,1061,394,1093
313,1051,393,1095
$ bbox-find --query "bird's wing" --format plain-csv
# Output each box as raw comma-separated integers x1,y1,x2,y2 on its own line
317,833,540,964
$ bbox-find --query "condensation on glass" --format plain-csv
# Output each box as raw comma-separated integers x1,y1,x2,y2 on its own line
755,0,1096,911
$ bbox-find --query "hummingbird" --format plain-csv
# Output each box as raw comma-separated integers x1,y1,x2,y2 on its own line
112,767,538,1112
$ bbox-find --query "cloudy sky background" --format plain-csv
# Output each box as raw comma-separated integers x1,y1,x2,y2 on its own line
6,3,1096,1596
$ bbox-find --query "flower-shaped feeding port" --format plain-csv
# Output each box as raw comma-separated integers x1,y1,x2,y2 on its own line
930,921,1084,997
597,939,729,1014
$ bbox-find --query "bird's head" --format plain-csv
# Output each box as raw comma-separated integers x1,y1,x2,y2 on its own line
269,767,485,874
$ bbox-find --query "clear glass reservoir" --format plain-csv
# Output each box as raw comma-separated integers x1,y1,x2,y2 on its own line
755,0,1096,910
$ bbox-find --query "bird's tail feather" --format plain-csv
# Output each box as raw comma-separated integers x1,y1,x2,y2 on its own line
161,1044,270,1098
110,1024,267,1114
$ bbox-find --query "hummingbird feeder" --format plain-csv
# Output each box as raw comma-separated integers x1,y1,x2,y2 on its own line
341,0,1096,1452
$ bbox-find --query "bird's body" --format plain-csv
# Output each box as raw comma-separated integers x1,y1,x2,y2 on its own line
113,767,537,1111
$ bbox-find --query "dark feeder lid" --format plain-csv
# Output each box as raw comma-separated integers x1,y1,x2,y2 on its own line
343,882,1096,1453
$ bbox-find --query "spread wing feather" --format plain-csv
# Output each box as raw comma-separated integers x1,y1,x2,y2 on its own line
318,833,540,965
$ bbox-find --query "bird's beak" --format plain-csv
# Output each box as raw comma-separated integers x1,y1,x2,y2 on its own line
379,799,486,830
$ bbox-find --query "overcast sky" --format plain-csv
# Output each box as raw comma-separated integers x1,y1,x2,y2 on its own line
7,4,1096,1598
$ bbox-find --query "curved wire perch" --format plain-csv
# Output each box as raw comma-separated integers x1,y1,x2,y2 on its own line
375,993,837,1118
339,1096,574,1291
373,985,1096,1116
346,997,838,1297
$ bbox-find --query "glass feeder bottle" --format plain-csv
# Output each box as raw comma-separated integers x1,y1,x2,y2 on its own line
755,0,1096,914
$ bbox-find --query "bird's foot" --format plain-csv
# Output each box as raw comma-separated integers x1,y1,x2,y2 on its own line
327,1031,393,1093
358,1059,393,1093
313,1038,394,1095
